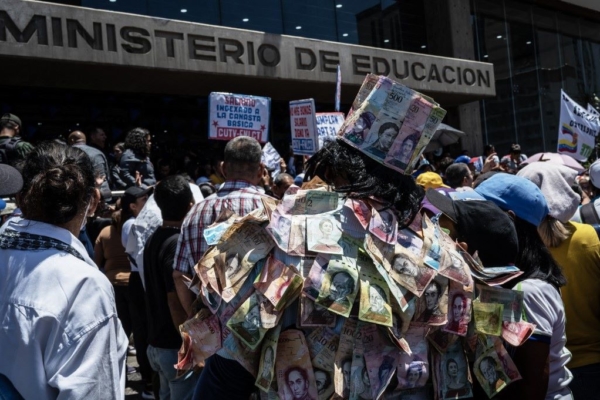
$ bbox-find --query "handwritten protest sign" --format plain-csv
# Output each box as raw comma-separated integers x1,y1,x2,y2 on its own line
316,112,345,149
209,92,271,143
261,142,282,178
290,99,318,156
557,90,599,161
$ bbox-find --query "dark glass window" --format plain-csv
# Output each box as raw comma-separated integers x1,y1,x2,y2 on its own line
220,0,283,34
281,0,336,41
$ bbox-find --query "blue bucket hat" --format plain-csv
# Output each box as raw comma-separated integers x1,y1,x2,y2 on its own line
474,173,549,227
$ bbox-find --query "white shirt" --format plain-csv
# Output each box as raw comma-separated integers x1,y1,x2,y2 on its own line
121,217,137,272
518,279,573,400
125,185,203,289
0,218,128,399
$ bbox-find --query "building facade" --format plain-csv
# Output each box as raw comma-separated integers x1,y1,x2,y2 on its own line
0,0,598,158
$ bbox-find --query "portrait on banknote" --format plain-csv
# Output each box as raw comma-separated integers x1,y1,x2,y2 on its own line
300,296,336,327
283,366,317,400
315,261,358,317
438,248,471,287
473,301,503,336
314,368,334,399
435,340,472,399
359,263,393,327
362,120,401,161
306,215,343,254
343,111,376,145
397,326,429,390
474,349,509,398
257,345,276,390
227,295,263,347
369,208,397,244
385,130,421,171
303,256,329,301
389,246,436,297
414,277,448,325
333,319,356,397
276,330,318,400
227,291,280,349
443,282,472,336
270,214,292,250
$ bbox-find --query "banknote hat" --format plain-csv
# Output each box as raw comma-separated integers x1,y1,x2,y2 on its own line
426,188,518,267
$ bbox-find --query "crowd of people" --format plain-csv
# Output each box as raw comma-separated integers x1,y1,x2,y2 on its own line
0,109,599,400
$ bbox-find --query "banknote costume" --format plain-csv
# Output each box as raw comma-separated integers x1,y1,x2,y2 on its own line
179,76,550,400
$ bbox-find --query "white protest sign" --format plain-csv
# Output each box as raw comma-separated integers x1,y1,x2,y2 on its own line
290,99,318,156
557,90,599,161
262,142,282,178
209,92,271,143
316,112,345,149
588,103,600,117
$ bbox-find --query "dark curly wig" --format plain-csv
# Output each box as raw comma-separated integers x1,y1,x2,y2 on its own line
304,139,424,228
124,127,150,158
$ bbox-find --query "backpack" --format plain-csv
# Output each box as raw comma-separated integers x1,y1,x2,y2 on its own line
580,202,600,238
0,137,22,165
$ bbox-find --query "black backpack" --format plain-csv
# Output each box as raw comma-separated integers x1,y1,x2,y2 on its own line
0,137,22,165
580,202,600,238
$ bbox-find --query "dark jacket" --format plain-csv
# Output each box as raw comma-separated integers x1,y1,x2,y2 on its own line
73,143,111,200
118,148,156,188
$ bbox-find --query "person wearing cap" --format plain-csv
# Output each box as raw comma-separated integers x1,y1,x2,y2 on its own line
500,144,527,174
518,162,600,399
0,113,33,167
121,185,154,398
571,159,600,224
415,171,448,190
444,163,474,189
474,173,572,400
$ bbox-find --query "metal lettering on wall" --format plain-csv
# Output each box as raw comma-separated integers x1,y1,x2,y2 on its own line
0,0,495,97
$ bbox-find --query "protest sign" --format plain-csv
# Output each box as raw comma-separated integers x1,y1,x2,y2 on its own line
290,99,319,156
588,103,600,117
316,112,345,149
557,90,599,161
261,142,282,178
209,92,271,143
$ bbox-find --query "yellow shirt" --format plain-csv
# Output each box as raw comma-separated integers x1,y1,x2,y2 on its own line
209,173,225,185
549,221,600,368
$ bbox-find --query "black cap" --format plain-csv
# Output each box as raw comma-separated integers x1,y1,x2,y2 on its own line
510,144,521,153
0,164,23,196
426,189,518,267
122,186,152,211
0,113,21,127
124,186,153,199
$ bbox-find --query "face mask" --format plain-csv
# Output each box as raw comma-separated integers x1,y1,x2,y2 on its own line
80,201,91,232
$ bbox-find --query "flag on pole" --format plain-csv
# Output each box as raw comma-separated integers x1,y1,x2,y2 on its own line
557,90,600,161
335,65,341,112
